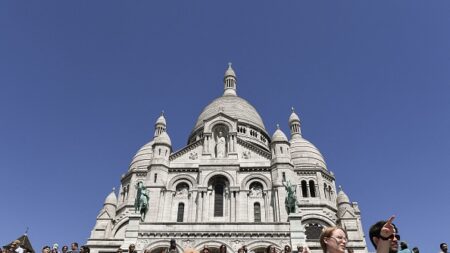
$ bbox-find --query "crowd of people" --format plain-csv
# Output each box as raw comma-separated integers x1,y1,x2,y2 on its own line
2,218,448,253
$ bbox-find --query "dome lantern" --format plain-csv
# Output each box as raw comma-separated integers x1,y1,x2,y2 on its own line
223,62,237,96
289,107,302,137
154,111,166,137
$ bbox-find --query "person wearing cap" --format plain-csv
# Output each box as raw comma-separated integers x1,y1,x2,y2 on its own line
11,240,24,253
52,244,60,253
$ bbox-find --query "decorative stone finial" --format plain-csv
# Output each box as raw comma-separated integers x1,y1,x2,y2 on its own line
291,106,295,112
112,187,115,192
339,185,343,191
161,110,164,116
276,124,280,129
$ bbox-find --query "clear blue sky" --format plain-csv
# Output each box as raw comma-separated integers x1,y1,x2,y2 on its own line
1,1,449,253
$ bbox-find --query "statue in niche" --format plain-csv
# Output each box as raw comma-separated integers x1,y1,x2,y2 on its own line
216,131,226,158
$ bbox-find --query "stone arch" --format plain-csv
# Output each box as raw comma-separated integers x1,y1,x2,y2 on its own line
302,217,334,241
205,118,234,133
111,218,129,238
167,174,197,191
241,174,271,190
193,240,233,253
245,241,282,252
202,171,235,187
143,240,183,253
302,214,335,227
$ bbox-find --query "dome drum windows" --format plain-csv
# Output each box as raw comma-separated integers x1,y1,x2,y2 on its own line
300,180,318,198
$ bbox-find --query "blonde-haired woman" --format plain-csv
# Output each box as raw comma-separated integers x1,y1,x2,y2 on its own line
319,227,348,253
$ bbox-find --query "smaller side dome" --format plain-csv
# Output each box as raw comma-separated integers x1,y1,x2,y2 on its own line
154,131,172,146
336,186,350,204
290,135,327,169
271,125,288,142
129,141,154,171
104,188,117,206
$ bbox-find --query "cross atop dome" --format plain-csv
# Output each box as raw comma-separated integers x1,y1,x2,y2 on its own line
223,62,237,96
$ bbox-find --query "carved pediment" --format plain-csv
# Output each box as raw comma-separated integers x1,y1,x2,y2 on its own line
237,138,271,160
170,139,203,162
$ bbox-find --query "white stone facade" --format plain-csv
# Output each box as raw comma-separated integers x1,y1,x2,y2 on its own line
87,64,368,253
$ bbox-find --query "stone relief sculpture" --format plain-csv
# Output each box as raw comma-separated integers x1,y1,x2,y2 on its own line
242,150,251,159
189,152,198,160
249,184,263,198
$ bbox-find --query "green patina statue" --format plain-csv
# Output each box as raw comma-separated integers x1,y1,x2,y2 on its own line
283,180,298,215
134,181,149,221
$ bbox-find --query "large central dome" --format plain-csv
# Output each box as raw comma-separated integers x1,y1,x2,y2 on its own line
193,95,266,132
191,63,267,135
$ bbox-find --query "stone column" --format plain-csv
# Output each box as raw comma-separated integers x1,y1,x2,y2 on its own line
188,192,194,222
263,191,269,222
198,191,203,222
203,190,209,221
274,189,280,222
157,190,166,221
230,191,235,222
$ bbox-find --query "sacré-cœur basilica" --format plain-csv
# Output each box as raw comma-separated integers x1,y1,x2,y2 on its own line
87,64,368,253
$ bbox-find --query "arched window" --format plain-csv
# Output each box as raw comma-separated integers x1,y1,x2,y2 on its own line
214,184,224,217
254,202,261,222
309,180,316,197
301,181,308,197
305,223,324,240
209,175,229,217
177,203,185,222
328,186,333,200
324,183,328,200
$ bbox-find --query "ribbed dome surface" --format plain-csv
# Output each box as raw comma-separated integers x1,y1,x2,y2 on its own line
154,132,171,146
272,128,288,142
129,141,153,170
193,96,266,133
290,135,327,169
